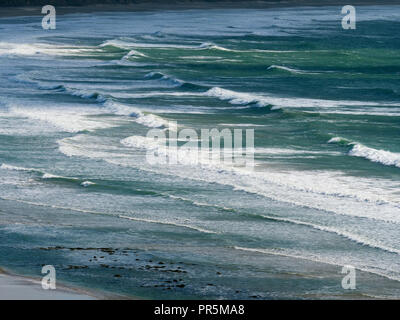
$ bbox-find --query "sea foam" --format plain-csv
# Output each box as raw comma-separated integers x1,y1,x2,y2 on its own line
349,144,400,168
204,87,395,110
329,137,400,168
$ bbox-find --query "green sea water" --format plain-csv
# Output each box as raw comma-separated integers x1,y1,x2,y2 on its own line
0,6,400,299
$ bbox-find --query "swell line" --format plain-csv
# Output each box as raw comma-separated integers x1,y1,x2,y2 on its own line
0,196,215,235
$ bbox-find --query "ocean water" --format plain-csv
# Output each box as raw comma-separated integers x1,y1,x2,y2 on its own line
1,6,400,299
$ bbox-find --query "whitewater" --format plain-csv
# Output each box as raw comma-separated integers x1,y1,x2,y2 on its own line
1,6,400,299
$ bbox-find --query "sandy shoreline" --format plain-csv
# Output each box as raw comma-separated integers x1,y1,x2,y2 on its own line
0,1,399,18
0,267,98,300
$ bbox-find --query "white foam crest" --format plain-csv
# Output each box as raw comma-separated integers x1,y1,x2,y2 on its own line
198,42,234,52
0,163,82,182
118,215,217,234
0,42,43,56
104,100,176,130
120,135,161,150
58,137,98,159
0,163,38,172
205,87,265,106
100,39,193,49
108,91,202,99
119,137,395,221
100,39,131,49
144,72,183,86
164,193,233,211
229,168,400,223
122,50,147,59
42,173,63,179
100,40,305,54
41,173,79,181
102,39,235,52
81,181,96,187
103,100,141,117
308,109,400,116
219,123,265,127
233,246,342,266
13,75,106,103
57,135,121,160
0,42,99,57
58,135,400,225
62,138,400,224
120,135,231,167
64,87,107,103
10,75,175,130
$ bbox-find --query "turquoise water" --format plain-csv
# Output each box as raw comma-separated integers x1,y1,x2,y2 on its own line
1,6,400,299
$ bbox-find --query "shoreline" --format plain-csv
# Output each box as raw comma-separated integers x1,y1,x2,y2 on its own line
0,1,399,18
0,267,129,300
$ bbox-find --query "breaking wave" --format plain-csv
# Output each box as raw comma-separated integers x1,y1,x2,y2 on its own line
203,87,391,110
267,65,321,75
